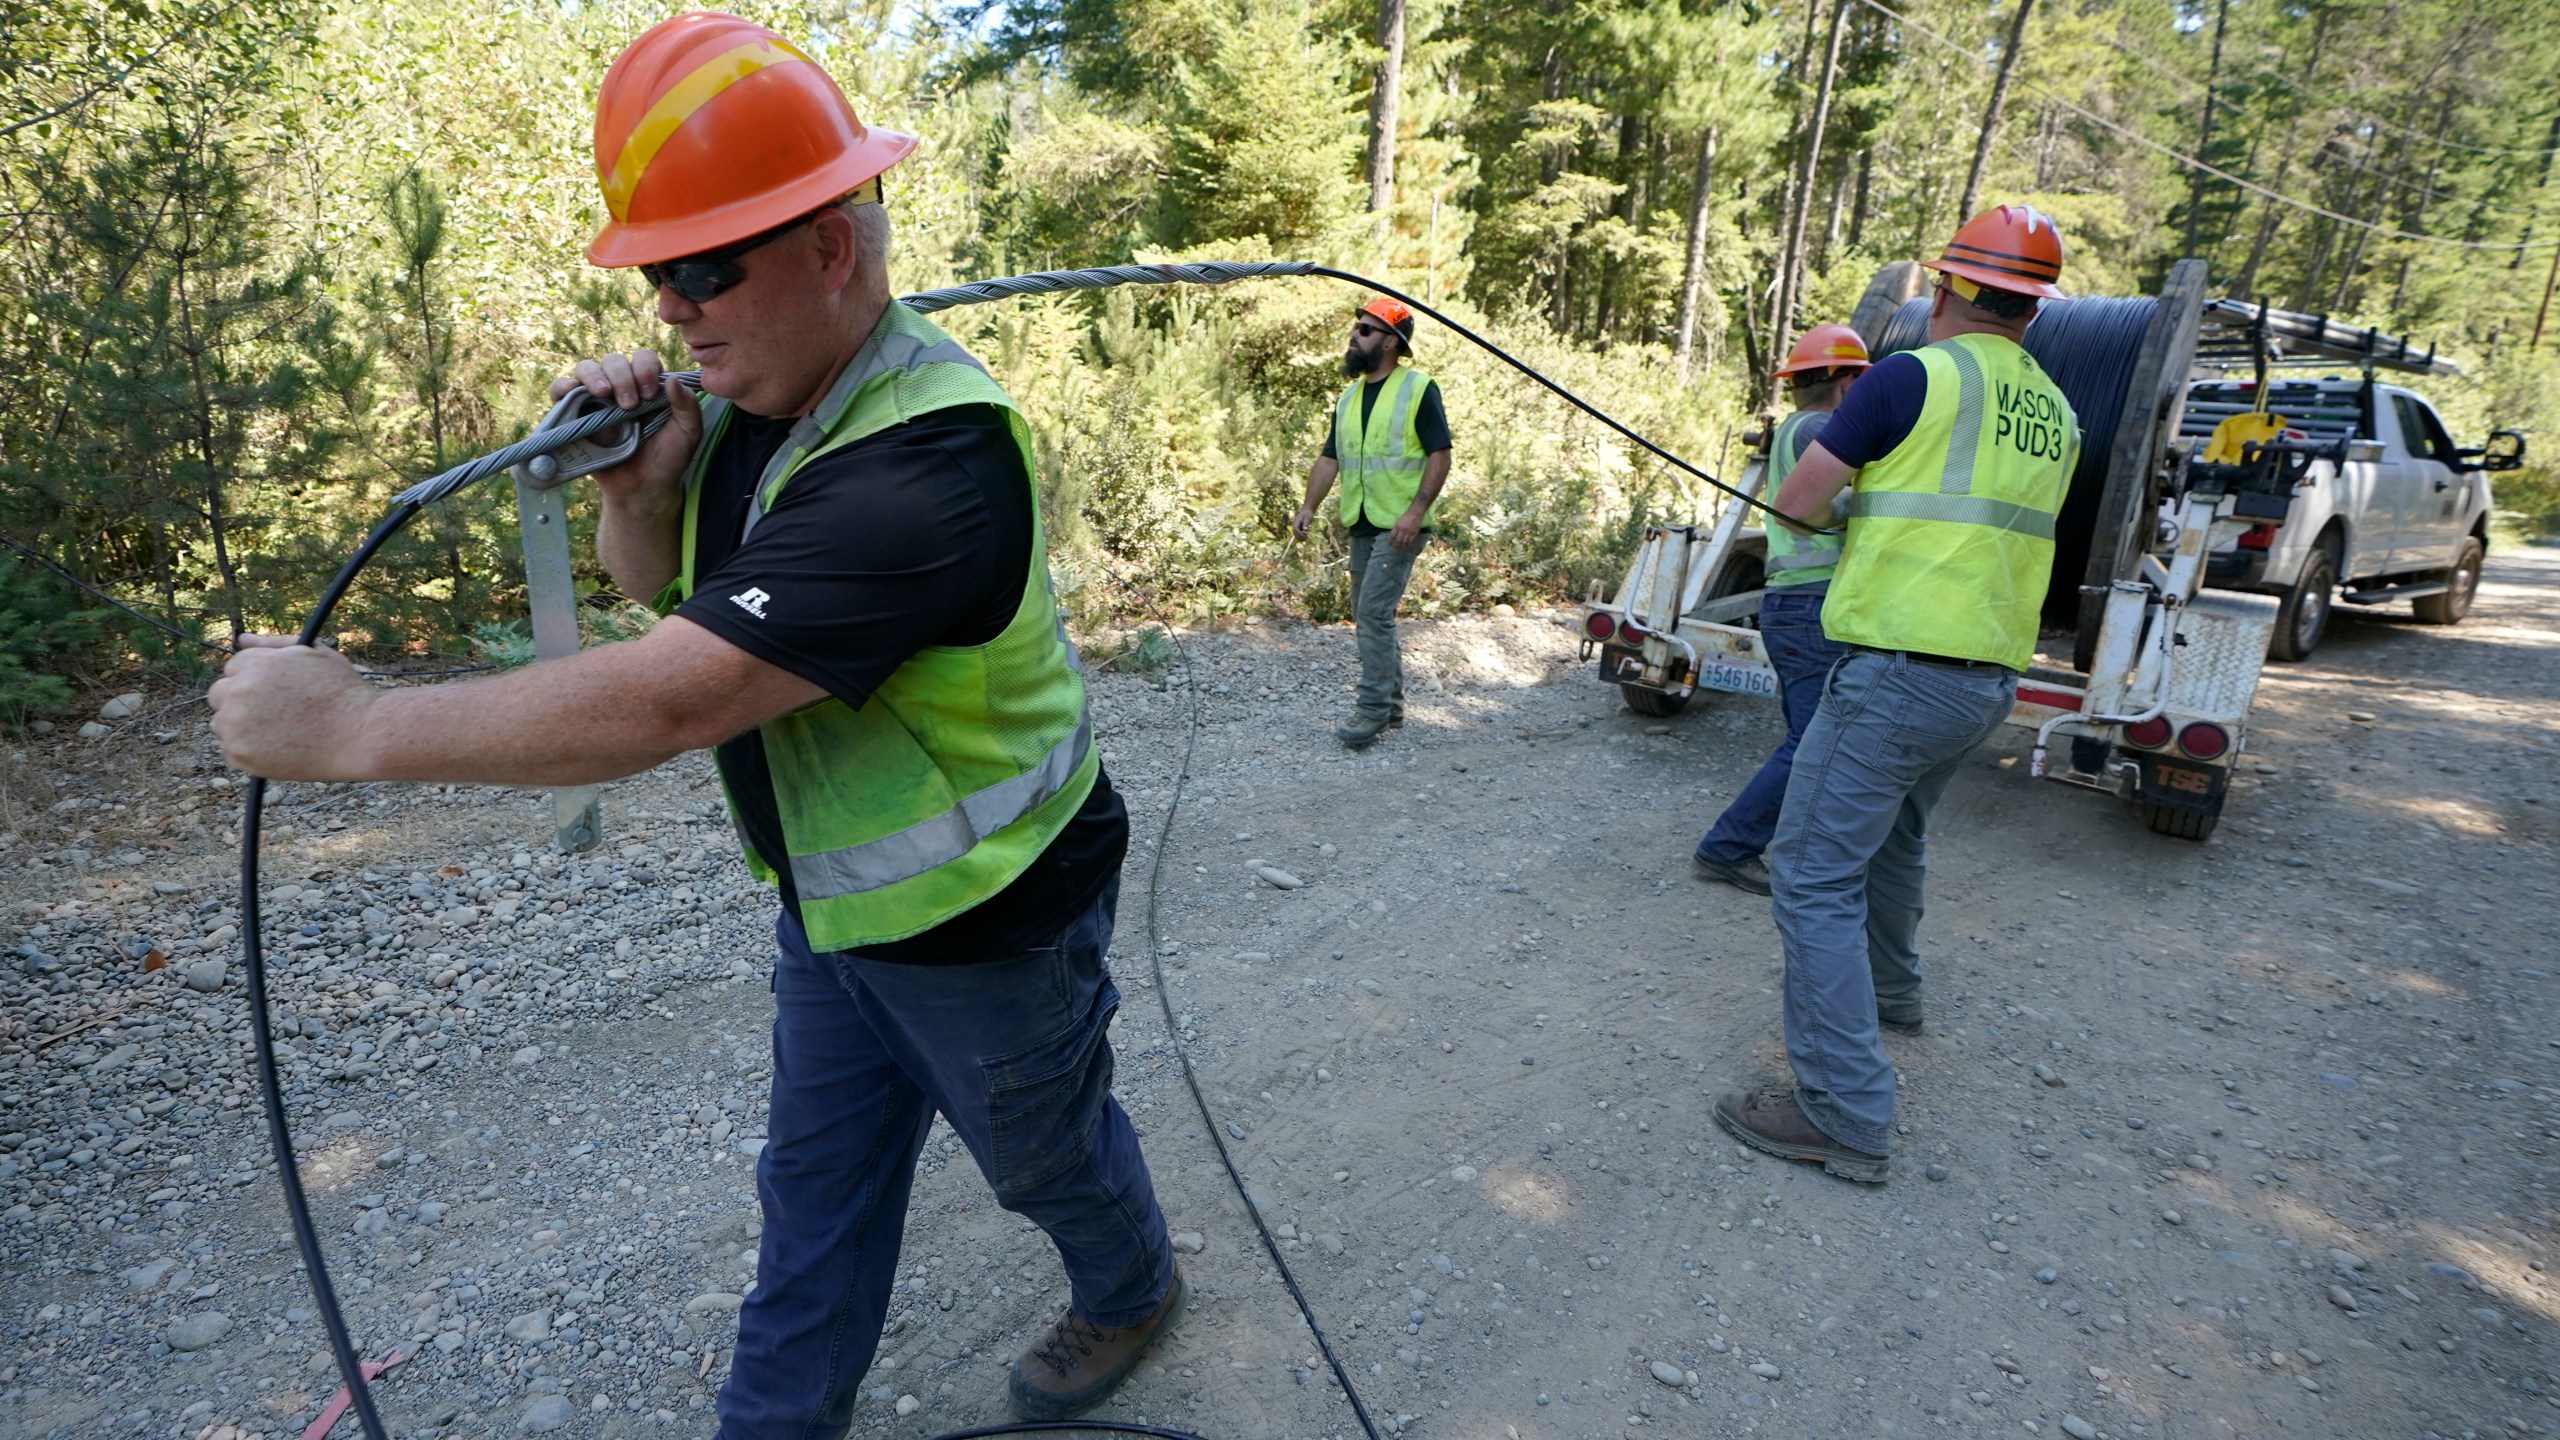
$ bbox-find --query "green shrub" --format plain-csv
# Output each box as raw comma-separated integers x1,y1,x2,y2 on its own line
0,562,108,729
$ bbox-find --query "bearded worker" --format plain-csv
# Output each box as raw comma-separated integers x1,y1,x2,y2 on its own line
1292,297,1453,747
207,14,1183,1434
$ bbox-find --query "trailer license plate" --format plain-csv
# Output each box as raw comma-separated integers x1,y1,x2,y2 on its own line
1698,658,1779,699
2155,761,2214,796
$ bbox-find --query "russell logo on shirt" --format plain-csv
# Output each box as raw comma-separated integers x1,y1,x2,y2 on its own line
730,587,772,619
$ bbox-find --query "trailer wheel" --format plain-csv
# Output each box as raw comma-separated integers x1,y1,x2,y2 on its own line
2412,536,2482,624
1621,684,1689,717
2139,797,2220,842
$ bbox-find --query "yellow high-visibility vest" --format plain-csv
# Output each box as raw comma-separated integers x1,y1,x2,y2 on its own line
662,303,1096,951
1333,367,1440,528
1821,334,2078,670
1762,409,1845,589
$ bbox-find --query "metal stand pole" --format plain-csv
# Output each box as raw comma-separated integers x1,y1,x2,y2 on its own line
513,467,604,854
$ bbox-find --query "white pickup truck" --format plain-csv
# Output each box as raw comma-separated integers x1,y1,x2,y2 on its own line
2181,374,2520,659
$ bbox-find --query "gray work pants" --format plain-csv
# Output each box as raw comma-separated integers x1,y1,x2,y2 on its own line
1346,529,1425,721
1768,650,2014,1155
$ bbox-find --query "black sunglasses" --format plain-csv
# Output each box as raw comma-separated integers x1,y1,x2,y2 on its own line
640,213,814,304
1351,321,1391,339
639,178,883,304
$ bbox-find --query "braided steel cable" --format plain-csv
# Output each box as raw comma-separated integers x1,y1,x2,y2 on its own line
383,265,1806,530
391,373,701,508
903,262,1833,534
898,259,1320,312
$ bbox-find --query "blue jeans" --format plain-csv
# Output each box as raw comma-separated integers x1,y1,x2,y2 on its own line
1768,652,2014,1155
1696,585,1849,865
718,880,1173,1440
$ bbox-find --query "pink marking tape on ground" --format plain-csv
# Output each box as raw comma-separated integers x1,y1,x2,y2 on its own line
296,1347,411,1440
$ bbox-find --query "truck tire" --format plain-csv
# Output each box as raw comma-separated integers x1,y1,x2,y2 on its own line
2267,540,2337,662
1621,684,1689,717
2412,536,2483,625
2140,797,2219,842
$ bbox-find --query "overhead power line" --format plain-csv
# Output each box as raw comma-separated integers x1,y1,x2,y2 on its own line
2096,32,2558,162
1857,0,2558,254
2093,31,2549,213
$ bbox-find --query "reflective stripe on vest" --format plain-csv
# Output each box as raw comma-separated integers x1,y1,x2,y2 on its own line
1765,548,1838,572
1762,409,1844,587
1334,366,1438,528
790,713,1092,900
1819,333,2077,671
1846,490,2056,539
670,302,1098,951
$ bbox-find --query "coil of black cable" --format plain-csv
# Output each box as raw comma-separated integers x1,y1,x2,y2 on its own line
1868,292,2162,639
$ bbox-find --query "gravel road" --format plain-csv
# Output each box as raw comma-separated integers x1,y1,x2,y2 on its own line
4,546,2556,1440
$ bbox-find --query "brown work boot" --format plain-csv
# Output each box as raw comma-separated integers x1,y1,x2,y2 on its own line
1007,1266,1187,1420
1713,1088,1889,1184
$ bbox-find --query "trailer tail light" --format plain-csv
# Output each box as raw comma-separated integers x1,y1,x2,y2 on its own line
2176,722,2231,761
1583,610,1617,641
2122,716,2172,748
2237,524,2275,550
1616,617,1649,646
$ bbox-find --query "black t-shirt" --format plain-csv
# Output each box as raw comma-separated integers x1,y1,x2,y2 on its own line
674,401,1127,964
1322,373,1451,537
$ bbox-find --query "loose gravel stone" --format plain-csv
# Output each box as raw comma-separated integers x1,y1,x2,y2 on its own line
166,1313,232,1351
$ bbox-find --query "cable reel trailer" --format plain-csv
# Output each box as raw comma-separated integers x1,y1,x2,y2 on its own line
1583,257,2280,841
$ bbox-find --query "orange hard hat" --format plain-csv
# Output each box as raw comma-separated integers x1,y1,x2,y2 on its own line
1357,296,1416,349
1775,324,1871,377
1922,203,2067,300
587,12,917,268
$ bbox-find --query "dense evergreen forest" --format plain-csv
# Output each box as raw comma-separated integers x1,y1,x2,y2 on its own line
5,0,2557,721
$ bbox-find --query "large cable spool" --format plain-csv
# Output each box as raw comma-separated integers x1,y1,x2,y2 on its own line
1855,259,2206,670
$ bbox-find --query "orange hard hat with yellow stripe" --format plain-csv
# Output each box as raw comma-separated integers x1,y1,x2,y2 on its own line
587,12,916,268
1775,324,1870,377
